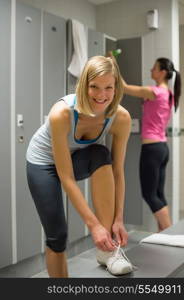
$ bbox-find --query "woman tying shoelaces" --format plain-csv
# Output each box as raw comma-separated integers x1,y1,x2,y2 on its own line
26,55,134,277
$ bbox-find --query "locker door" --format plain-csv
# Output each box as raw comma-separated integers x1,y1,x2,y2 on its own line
15,2,42,261
0,0,12,268
66,21,87,243
43,12,66,116
43,11,67,222
66,20,77,94
88,28,105,58
67,181,87,243
105,37,117,54
117,37,143,225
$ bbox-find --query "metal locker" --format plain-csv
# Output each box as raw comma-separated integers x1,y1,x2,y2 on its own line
105,37,117,55
66,20,86,243
67,181,87,243
0,0,12,268
117,37,143,225
88,28,105,58
42,11,67,221
66,19,77,94
43,11,66,115
15,2,42,261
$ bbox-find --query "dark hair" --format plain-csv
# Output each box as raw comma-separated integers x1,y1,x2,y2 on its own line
156,57,181,111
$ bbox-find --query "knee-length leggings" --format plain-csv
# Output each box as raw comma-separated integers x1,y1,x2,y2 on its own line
26,144,112,253
139,142,169,213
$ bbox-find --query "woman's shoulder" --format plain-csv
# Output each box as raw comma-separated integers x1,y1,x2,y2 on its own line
49,100,71,124
115,105,131,122
110,105,131,133
150,85,170,97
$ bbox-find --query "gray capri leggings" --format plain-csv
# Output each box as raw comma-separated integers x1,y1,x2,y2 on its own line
26,144,112,252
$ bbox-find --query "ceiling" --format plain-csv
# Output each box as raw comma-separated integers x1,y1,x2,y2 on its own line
88,0,184,10
88,0,184,5
88,0,119,5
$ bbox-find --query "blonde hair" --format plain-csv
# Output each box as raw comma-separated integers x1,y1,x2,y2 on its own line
76,56,124,117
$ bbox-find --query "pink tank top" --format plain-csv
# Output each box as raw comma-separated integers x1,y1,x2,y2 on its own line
141,86,174,141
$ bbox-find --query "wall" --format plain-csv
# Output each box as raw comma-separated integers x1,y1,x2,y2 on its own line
18,0,96,28
96,0,174,39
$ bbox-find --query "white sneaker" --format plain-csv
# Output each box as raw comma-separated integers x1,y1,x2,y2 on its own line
96,245,133,276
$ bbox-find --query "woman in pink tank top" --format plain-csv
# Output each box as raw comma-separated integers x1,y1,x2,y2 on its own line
122,57,182,231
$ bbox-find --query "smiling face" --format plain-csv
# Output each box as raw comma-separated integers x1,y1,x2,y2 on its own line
88,73,115,116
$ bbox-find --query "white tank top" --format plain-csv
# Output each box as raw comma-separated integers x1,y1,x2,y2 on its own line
26,94,115,165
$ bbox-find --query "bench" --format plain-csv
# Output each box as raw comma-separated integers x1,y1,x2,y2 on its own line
125,219,184,278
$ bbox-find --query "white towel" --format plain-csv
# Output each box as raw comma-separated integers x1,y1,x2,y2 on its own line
68,19,88,78
140,233,184,247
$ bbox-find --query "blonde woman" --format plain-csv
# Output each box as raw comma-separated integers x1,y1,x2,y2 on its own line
26,56,133,277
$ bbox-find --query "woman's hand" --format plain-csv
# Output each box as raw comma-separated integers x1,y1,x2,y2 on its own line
112,221,128,246
90,223,116,252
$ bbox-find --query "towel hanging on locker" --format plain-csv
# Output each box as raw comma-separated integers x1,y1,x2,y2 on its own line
68,19,88,78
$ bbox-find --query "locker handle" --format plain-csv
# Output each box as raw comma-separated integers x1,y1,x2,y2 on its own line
18,136,24,143
25,16,32,23
52,26,57,32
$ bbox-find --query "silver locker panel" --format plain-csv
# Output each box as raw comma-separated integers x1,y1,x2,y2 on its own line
66,20,77,94
117,37,143,225
0,0,12,268
16,2,42,261
67,181,86,243
88,28,104,58
124,135,142,224
105,37,117,54
43,12,66,115
66,20,87,243
43,11,67,224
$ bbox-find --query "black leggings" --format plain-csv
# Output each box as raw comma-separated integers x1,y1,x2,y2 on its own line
26,144,112,252
139,142,169,213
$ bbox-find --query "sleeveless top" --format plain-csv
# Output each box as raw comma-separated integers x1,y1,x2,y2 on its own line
26,94,115,165
141,86,174,142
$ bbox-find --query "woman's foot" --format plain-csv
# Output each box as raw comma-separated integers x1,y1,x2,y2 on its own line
96,245,133,276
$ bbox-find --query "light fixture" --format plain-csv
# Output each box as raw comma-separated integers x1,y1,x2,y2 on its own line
147,9,158,29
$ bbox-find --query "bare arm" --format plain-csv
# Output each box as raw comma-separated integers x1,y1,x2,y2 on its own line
110,106,131,245
106,51,155,101
49,102,115,251
122,77,155,100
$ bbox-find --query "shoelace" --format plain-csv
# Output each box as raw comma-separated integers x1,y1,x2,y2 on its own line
113,244,130,261
109,244,138,271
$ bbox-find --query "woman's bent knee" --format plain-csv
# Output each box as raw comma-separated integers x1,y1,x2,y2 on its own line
46,231,67,253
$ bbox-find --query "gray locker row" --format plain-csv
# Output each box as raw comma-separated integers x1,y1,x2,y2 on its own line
0,0,144,270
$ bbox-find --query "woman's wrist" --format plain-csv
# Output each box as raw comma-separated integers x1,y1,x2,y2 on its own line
86,216,101,231
114,215,123,223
